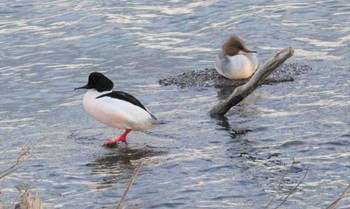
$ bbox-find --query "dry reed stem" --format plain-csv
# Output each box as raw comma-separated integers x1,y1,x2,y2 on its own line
326,184,350,209
15,191,43,209
0,146,30,180
117,159,145,209
265,158,296,209
274,163,310,209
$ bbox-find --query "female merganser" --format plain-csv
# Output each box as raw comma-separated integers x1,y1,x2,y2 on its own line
75,72,160,145
214,35,258,79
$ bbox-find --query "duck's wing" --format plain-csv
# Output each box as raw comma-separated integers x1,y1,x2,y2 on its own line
96,91,157,120
215,51,231,73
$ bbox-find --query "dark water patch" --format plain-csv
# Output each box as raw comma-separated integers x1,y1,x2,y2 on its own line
340,134,350,139
320,140,350,146
159,163,180,170
146,202,186,209
268,152,281,158
252,126,269,132
182,189,198,193
31,163,44,168
289,166,304,173
212,195,244,200
53,185,69,190
240,152,267,162
280,140,306,148
48,172,60,177
199,164,235,173
262,159,285,167
208,140,221,144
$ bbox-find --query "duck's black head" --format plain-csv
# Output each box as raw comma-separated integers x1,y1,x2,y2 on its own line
75,72,114,92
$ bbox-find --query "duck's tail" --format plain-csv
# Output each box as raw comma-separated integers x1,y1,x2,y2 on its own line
152,119,168,125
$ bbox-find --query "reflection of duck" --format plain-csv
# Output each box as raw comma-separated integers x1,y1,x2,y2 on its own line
86,146,165,187
215,35,258,80
75,72,164,145
214,115,251,139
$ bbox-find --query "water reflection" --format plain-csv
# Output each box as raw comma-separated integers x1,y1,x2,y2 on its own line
214,115,252,139
1,0,349,207
86,145,165,187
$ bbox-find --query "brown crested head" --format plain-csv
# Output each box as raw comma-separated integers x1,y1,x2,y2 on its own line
222,35,257,56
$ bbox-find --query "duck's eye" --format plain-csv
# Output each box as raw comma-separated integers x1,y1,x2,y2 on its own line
238,45,245,50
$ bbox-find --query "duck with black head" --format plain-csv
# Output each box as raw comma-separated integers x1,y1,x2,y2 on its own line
214,35,258,80
75,72,162,145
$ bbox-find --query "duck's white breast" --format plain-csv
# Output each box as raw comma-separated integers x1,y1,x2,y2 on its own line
83,90,155,130
226,55,255,79
215,52,258,80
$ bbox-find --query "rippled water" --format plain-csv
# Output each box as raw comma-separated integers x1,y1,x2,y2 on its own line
0,0,349,208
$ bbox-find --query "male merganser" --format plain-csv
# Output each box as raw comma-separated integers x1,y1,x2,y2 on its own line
75,72,160,145
214,35,258,79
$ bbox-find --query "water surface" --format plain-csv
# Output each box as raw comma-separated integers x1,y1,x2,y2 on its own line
0,0,349,208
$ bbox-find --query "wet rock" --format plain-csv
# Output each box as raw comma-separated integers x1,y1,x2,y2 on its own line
159,63,312,88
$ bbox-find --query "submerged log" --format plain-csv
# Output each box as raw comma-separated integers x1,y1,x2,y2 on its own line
209,47,294,116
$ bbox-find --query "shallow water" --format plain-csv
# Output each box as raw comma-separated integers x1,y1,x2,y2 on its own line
0,0,349,208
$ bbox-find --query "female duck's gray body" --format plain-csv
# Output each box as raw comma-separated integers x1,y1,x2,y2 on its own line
215,35,259,80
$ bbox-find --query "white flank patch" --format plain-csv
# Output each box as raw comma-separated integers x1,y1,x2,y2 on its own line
83,90,156,131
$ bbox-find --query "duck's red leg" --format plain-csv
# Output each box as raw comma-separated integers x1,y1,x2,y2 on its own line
105,129,131,145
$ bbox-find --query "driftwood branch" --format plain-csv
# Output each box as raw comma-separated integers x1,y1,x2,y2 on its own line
117,158,144,209
209,47,294,116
